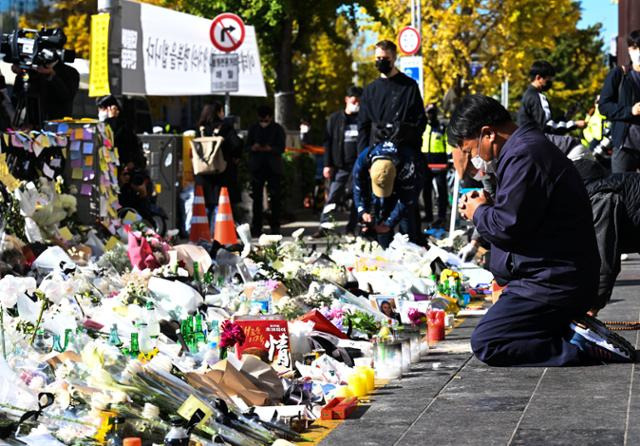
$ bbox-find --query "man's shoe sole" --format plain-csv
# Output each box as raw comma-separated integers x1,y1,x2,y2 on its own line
573,316,636,362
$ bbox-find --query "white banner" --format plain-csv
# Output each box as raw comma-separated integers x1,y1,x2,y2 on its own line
123,1,266,97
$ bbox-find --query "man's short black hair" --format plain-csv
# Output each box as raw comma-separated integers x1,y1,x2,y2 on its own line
257,105,273,118
529,60,556,80
375,40,397,55
628,30,640,48
346,85,362,98
96,95,121,109
447,94,513,147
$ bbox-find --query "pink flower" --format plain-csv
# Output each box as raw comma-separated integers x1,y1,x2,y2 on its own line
407,308,426,326
220,320,246,348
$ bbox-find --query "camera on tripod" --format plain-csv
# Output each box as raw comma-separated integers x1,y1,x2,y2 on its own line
1,27,75,70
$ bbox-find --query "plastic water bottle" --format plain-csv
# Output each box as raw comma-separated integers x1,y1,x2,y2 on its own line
145,301,160,339
164,416,189,446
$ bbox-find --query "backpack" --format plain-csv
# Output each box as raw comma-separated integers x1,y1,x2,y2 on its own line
190,126,227,175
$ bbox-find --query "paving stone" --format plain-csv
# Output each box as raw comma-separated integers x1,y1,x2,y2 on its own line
320,256,640,445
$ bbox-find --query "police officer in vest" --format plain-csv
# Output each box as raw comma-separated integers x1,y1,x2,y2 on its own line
421,104,450,227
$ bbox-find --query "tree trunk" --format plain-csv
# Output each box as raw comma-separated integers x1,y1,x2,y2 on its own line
274,16,296,130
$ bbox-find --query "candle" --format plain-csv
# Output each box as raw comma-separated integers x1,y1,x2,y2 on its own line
357,366,375,392
347,372,367,398
334,386,353,398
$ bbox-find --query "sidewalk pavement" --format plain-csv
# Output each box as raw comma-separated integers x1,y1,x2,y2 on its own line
319,255,640,446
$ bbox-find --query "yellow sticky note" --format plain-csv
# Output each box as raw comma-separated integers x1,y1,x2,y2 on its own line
58,226,73,241
177,395,213,427
123,210,140,224
105,236,120,251
72,168,82,180
85,155,94,167
75,128,84,140
107,206,117,218
2,134,8,146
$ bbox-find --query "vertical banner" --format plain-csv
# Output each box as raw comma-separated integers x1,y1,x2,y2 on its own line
89,13,111,97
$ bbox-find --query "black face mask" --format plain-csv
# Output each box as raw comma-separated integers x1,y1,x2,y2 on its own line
375,58,393,75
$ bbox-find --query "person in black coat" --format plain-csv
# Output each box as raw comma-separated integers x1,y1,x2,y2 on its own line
598,29,640,173
246,105,286,236
311,86,362,237
194,101,243,225
573,158,640,314
357,40,426,152
12,60,79,128
517,61,585,135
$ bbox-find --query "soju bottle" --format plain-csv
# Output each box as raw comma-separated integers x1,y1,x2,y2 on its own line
129,333,140,358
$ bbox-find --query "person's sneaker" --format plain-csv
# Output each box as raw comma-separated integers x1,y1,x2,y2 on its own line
569,315,636,363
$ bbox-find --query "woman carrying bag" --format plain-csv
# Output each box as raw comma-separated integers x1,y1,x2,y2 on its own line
193,102,243,228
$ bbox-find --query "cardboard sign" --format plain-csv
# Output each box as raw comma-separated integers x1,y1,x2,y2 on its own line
236,318,292,373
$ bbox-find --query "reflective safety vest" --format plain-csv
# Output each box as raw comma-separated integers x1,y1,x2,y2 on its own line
422,123,451,169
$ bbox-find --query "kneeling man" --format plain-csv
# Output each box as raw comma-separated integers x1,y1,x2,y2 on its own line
449,95,635,366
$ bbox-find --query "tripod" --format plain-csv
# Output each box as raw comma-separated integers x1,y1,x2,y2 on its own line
12,69,42,129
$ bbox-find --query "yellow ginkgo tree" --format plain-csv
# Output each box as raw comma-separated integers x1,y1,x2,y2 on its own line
362,0,600,115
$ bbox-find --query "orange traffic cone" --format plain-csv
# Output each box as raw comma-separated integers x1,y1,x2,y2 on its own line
213,187,238,245
190,185,211,243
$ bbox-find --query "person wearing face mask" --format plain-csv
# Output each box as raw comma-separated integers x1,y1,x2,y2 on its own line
246,105,286,236
517,60,585,134
421,103,450,227
450,94,635,366
96,95,146,175
599,29,640,173
357,40,427,153
311,86,362,238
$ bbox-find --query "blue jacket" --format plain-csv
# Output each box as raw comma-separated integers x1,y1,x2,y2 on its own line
352,142,421,228
473,125,600,308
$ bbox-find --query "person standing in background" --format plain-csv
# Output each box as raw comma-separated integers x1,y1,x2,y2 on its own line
312,86,362,238
246,105,286,236
194,101,243,228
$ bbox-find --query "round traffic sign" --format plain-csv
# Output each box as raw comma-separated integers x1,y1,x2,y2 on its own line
398,26,421,55
210,13,246,53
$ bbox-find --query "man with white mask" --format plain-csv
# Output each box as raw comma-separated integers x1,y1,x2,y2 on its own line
599,29,640,172
450,94,635,366
312,86,362,238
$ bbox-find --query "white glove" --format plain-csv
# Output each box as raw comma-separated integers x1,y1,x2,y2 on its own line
458,242,478,262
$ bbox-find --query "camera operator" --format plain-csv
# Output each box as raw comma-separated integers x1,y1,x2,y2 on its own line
11,60,78,127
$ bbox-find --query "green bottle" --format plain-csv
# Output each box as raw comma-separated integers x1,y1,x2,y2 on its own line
129,333,140,358
194,314,206,344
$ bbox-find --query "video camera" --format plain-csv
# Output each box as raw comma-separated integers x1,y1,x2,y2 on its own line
1,27,75,70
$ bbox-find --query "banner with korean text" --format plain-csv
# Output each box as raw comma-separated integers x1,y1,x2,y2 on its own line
120,0,266,97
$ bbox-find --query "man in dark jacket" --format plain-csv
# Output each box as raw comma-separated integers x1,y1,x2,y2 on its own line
451,94,634,366
352,141,420,247
517,61,585,135
246,105,286,236
358,40,426,153
574,158,640,313
598,29,640,173
311,86,362,237
13,61,79,128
